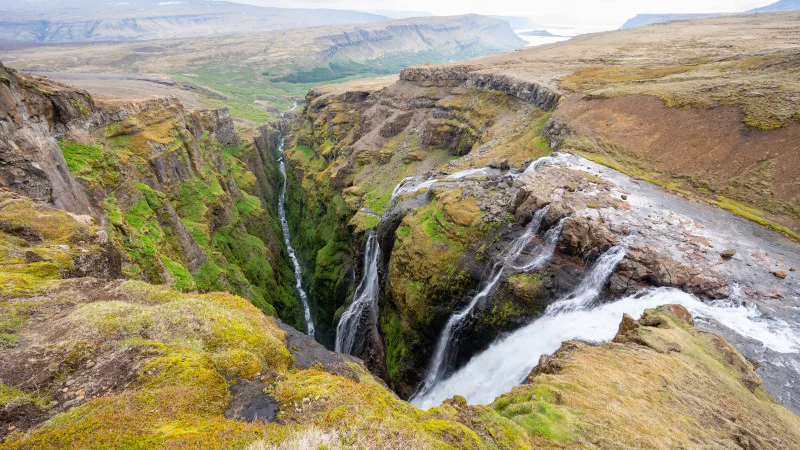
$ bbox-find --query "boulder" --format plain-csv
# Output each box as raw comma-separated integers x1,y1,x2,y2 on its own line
772,270,788,279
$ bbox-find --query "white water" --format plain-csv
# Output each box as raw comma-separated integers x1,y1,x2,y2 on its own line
412,286,800,409
513,219,564,271
412,244,627,408
410,207,551,401
335,232,381,354
277,139,315,337
545,246,627,314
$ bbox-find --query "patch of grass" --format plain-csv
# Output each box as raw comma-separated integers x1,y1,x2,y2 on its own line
562,65,696,91
0,382,48,409
0,301,38,347
347,211,380,233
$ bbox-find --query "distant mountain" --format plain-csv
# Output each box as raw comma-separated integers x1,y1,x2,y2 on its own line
0,0,388,42
619,13,724,30
620,0,800,30
750,0,800,12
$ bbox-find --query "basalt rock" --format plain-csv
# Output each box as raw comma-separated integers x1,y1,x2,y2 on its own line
611,246,730,299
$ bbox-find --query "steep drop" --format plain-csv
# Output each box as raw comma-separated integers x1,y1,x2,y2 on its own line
335,231,381,354
411,206,551,401
278,138,315,337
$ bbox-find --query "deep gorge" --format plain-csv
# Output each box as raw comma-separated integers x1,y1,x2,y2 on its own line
4,12,800,446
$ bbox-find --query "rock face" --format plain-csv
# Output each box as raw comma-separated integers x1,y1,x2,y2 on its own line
399,66,560,110
0,62,94,215
0,63,303,327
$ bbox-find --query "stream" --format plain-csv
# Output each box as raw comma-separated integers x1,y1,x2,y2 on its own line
277,138,315,337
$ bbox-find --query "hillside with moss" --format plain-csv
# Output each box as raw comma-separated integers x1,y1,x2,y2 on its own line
0,61,303,328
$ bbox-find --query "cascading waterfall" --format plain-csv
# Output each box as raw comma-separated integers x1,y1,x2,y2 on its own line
277,138,315,337
513,219,564,271
411,206,551,401
335,232,381,354
337,155,561,356
544,246,627,314
411,286,800,409
411,245,629,408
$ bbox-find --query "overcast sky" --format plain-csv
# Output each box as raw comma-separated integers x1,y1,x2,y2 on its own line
234,0,779,29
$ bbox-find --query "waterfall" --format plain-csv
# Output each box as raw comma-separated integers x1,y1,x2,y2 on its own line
513,219,564,271
411,246,625,407
410,286,800,409
335,232,381,354
522,153,564,173
411,207,551,401
544,246,627,314
277,139,315,337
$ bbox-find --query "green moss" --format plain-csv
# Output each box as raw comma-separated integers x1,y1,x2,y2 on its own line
348,211,380,233
176,174,226,224
0,382,48,409
0,262,61,296
161,256,196,292
0,301,38,347
395,225,410,239
493,385,576,443
69,98,91,117
381,310,409,381
212,348,262,379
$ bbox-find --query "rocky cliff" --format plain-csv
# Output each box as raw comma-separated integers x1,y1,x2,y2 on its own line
1,63,800,449
0,61,303,326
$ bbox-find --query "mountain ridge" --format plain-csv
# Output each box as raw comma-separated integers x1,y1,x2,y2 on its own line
0,0,389,42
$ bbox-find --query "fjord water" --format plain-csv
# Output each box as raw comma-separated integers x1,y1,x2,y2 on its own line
335,231,381,354
277,139,315,337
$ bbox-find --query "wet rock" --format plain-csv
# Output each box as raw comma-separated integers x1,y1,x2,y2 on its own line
499,158,510,170
612,246,729,299
558,216,618,257
721,249,736,259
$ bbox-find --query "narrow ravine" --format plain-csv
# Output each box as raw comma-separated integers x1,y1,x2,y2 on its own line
277,138,315,337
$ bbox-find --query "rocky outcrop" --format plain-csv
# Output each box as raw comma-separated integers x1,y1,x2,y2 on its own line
399,66,561,110
0,62,94,215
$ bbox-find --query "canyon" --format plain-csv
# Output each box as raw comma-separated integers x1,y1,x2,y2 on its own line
1,10,800,450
